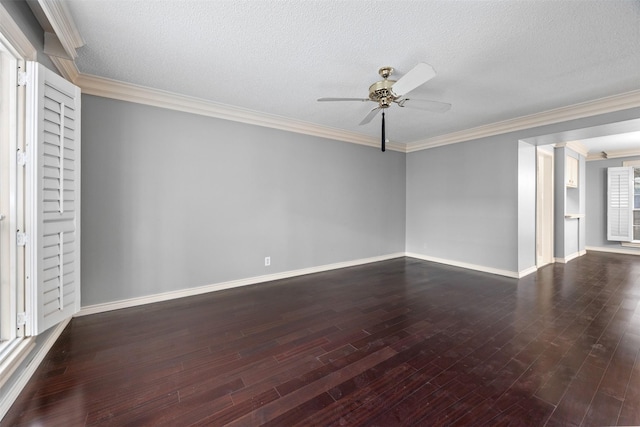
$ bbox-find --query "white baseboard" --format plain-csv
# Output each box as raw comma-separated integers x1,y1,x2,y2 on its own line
555,249,587,264
0,318,70,421
77,253,405,316
517,266,538,278
78,248,605,318
405,252,522,279
586,246,640,256
81,246,633,319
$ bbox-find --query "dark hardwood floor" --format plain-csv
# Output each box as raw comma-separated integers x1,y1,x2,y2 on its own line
3,252,640,426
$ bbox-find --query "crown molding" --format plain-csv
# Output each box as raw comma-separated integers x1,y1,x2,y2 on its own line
555,141,589,157
586,152,607,161
406,90,640,152
566,141,589,157
606,148,640,159
36,0,84,59
75,72,406,152
48,55,79,82
587,148,640,161
45,63,640,155
64,68,640,156
0,3,37,60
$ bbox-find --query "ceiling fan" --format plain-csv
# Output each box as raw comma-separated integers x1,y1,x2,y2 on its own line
318,63,451,152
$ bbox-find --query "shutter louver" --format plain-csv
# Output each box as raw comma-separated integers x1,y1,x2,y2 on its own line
26,62,80,335
607,167,633,242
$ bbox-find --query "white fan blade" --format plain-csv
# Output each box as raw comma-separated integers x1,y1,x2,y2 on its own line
359,107,381,125
318,97,370,102
391,63,436,97
398,98,451,113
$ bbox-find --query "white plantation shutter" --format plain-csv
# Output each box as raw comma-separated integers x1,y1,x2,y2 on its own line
25,62,80,335
607,167,633,242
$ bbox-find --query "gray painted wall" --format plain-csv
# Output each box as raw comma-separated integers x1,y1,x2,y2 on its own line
406,107,640,275
81,95,406,305
586,155,640,251
406,136,519,273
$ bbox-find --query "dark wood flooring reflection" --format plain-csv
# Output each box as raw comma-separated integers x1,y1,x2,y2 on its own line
4,252,640,426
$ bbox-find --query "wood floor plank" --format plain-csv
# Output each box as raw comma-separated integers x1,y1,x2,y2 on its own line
581,391,623,427
3,253,640,426
544,361,606,426
617,346,640,426
596,331,640,401
224,347,398,426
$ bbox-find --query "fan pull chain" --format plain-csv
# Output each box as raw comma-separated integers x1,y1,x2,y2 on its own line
381,111,386,152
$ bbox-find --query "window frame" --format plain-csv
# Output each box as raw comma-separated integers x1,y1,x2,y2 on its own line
0,23,36,406
0,26,26,364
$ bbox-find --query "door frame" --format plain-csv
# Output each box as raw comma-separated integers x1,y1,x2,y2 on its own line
536,148,554,267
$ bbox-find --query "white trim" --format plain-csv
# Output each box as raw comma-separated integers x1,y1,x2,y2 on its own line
405,252,522,279
536,148,555,268
406,90,640,152
587,148,640,161
77,253,405,316
0,4,37,60
554,249,587,264
36,0,84,59
556,141,589,158
566,141,589,158
518,266,538,278
608,149,640,160
586,246,640,256
77,251,547,317
587,152,608,161
0,317,70,421
75,73,640,155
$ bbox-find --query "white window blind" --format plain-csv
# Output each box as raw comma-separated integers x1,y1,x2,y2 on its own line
25,62,80,335
607,166,633,242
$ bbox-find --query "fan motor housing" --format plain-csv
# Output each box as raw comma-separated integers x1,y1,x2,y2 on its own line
369,79,397,108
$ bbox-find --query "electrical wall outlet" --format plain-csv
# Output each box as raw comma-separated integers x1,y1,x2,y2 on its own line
265,256,271,266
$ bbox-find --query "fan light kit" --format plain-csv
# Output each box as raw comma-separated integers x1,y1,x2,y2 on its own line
318,62,451,152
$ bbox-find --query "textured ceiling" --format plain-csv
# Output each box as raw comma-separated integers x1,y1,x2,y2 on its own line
64,0,640,146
